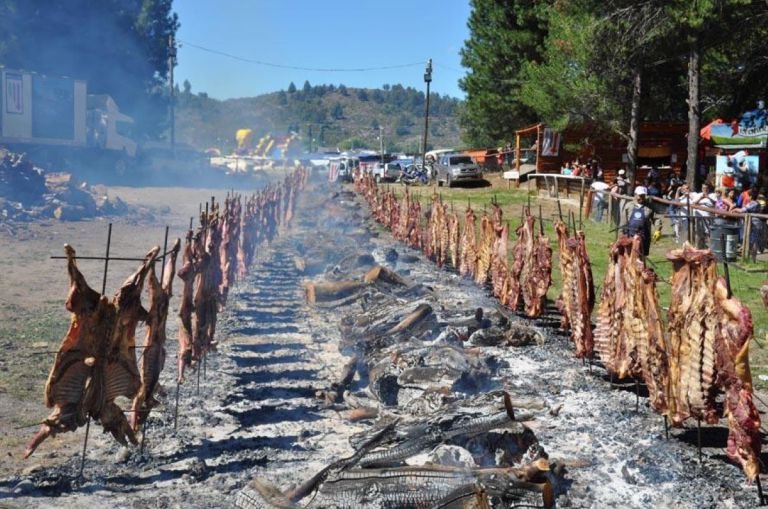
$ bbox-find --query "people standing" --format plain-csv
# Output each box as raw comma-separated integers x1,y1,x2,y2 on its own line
590,173,610,222
690,183,716,248
622,186,655,256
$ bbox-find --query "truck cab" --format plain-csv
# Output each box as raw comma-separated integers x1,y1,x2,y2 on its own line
435,153,483,187
86,95,137,157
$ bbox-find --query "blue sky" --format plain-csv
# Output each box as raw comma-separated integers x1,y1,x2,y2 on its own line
174,1,471,100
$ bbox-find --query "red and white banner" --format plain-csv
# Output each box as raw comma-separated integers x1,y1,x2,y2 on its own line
541,128,560,157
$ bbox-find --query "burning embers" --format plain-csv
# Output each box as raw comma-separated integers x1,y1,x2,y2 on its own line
237,394,562,509
279,189,560,507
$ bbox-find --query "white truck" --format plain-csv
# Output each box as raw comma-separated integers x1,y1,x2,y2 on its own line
371,158,413,183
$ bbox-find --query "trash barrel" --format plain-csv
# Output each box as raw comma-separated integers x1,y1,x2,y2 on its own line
710,220,740,262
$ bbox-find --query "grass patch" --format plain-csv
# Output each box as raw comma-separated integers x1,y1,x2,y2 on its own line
0,303,68,400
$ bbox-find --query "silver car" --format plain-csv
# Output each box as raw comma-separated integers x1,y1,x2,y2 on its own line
435,154,483,187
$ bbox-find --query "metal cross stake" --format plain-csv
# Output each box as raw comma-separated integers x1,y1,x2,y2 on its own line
79,222,113,480
697,418,702,463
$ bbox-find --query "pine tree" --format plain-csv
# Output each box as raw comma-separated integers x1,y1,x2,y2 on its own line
459,0,549,146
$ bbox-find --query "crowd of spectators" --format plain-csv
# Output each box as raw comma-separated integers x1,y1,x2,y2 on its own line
586,164,768,260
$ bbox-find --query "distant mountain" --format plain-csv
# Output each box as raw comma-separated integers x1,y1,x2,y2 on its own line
174,81,463,155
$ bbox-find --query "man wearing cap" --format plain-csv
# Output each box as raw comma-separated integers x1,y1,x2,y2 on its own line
622,185,655,256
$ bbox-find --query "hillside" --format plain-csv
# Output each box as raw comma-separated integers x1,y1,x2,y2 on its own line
175,81,463,154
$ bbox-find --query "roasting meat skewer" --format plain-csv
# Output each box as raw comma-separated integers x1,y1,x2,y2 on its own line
25,245,112,458
131,239,180,431
98,246,159,445
666,244,761,480
26,245,159,458
666,245,720,425
176,231,196,382
459,205,478,278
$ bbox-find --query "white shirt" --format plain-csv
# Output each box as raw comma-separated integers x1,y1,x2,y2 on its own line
591,181,610,196
689,192,716,217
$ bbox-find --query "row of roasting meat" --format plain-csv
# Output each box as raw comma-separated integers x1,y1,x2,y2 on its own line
355,174,553,318
25,168,308,459
354,172,761,482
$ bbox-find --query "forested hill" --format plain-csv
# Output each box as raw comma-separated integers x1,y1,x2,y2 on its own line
175,81,463,154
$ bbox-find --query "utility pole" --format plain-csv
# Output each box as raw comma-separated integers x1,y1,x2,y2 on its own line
169,35,177,154
422,58,432,176
308,124,313,153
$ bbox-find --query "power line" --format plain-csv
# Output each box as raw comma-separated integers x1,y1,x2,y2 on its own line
179,40,425,72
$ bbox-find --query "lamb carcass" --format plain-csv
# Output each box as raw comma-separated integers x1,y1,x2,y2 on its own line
131,239,180,431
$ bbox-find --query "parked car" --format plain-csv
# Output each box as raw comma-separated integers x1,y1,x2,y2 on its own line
435,153,483,187
371,162,398,182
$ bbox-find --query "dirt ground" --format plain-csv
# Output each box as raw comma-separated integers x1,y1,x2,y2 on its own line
0,183,264,478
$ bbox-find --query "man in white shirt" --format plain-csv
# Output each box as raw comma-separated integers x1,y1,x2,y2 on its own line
590,174,610,222
689,183,717,248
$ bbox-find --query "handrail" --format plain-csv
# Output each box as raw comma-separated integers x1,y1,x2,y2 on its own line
527,173,591,182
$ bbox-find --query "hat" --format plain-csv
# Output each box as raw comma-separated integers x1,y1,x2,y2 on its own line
618,169,626,176
634,186,648,196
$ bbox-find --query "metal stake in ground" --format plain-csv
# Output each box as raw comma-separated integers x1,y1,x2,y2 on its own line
79,222,113,479
756,473,765,505
140,226,170,455
722,234,733,298
557,199,563,222
697,418,702,463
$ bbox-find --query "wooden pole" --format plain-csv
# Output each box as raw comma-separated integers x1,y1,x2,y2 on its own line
743,215,752,262
579,178,585,229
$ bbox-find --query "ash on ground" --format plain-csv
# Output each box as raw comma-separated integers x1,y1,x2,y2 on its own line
0,180,762,509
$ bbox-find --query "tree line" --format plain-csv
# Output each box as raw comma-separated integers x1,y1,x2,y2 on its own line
459,0,768,186
175,80,462,154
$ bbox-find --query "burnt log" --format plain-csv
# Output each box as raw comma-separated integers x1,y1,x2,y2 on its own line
236,464,554,509
304,280,367,305
386,303,433,335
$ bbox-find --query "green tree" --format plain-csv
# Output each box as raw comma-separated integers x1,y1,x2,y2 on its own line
332,102,344,119
339,137,367,150
288,82,297,93
459,0,549,146
357,89,369,101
